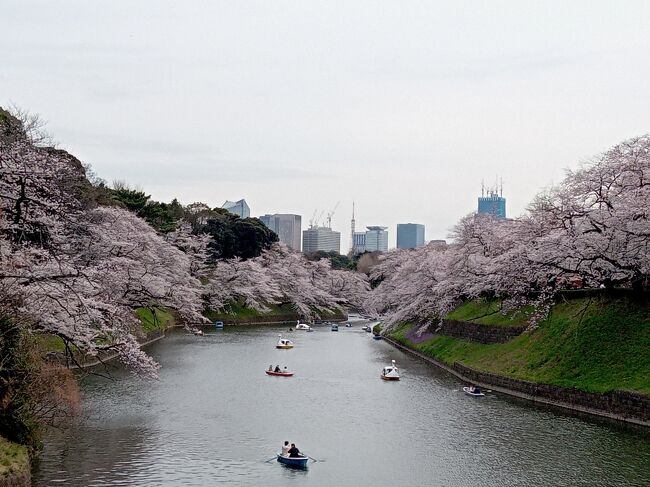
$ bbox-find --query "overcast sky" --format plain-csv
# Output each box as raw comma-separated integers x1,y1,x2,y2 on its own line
2,1,649,249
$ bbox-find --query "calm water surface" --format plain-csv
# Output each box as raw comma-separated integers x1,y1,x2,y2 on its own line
34,325,650,486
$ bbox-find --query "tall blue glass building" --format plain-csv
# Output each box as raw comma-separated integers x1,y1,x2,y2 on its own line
397,223,425,249
477,193,506,219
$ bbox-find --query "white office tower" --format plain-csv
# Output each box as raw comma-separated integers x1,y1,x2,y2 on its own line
364,226,388,252
302,226,341,253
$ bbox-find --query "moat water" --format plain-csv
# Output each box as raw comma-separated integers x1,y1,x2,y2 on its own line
34,324,650,486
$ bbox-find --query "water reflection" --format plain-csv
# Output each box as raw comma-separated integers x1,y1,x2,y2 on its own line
34,326,650,487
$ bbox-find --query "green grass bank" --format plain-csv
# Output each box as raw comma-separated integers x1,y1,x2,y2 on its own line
390,295,650,395
204,302,347,325
0,436,30,486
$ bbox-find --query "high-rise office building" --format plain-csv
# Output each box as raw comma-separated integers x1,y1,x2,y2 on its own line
302,227,341,253
352,232,367,254
397,223,425,249
221,199,250,218
477,181,506,219
364,226,388,252
260,213,302,251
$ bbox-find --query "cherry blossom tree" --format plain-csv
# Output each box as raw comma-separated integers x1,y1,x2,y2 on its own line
528,135,650,290
367,134,650,332
206,257,282,312
204,244,371,319
1,122,204,376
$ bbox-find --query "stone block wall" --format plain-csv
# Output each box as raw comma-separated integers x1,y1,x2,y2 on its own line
383,336,650,426
432,319,526,344
453,363,650,423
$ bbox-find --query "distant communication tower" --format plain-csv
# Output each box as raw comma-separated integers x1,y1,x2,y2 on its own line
349,202,356,255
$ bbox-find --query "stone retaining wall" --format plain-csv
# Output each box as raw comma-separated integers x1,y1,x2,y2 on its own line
383,336,650,427
453,363,650,424
433,319,526,344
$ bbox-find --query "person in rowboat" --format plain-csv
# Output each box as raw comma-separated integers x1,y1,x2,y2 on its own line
274,365,281,372
281,441,290,457
288,443,301,457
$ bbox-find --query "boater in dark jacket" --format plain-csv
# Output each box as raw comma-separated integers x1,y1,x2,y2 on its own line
288,444,301,457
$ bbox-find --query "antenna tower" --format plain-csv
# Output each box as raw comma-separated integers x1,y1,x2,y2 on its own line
349,202,356,254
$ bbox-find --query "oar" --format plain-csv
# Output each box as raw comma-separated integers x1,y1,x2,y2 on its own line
307,455,324,463
264,455,278,463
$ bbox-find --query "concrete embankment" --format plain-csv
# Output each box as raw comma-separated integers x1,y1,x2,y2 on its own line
383,335,650,428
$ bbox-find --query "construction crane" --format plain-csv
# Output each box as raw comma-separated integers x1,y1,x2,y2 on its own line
309,209,318,228
316,210,325,227
326,201,340,229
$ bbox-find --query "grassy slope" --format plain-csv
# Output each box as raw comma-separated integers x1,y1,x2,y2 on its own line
204,302,345,322
391,297,650,394
38,307,175,354
445,298,533,327
135,307,176,332
203,302,297,322
0,436,29,480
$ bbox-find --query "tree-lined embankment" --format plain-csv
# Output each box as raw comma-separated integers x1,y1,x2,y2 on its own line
387,293,650,425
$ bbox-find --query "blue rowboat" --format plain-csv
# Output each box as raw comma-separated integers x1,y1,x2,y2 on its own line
214,321,224,329
277,454,309,468
372,334,382,340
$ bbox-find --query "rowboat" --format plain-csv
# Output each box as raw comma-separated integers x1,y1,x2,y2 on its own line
265,370,294,377
331,324,338,331
214,321,224,329
277,454,309,468
463,386,485,397
381,360,400,381
276,335,294,349
372,334,382,340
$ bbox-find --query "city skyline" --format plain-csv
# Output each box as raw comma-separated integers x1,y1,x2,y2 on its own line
3,1,649,249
